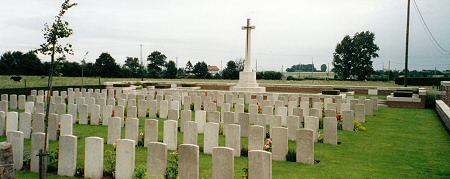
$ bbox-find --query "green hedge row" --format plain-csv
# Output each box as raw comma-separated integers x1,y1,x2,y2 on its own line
395,77,450,86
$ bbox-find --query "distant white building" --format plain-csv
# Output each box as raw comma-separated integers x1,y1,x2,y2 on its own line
208,65,220,75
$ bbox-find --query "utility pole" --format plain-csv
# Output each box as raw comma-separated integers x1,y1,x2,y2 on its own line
404,0,411,87
327,63,330,80
140,44,143,66
388,60,391,81
281,65,284,73
176,57,178,68
311,58,314,78
140,44,144,81
255,58,258,72
81,52,88,89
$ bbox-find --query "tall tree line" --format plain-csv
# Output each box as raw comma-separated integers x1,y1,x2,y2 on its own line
0,50,215,79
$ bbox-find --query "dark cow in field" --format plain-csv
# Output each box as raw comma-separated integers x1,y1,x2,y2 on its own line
10,76,22,82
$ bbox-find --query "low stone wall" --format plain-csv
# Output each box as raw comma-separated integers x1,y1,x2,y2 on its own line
436,100,450,132
441,81,450,106
386,95,426,108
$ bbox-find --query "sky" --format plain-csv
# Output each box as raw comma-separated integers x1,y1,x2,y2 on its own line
0,0,449,71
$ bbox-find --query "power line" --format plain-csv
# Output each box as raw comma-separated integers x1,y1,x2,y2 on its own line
412,0,450,54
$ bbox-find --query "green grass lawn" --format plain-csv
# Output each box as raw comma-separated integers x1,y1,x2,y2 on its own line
0,75,411,89
1,107,450,178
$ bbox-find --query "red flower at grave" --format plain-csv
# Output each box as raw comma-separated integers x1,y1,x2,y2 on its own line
336,114,342,121
112,109,115,117
264,138,272,151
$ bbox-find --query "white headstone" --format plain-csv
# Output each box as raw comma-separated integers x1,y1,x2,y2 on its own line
342,110,354,131
272,127,288,161
60,114,73,136
147,142,167,178
179,144,199,179
203,122,219,154
6,112,18,136
323,117,337,145
107,117,122,144
248,125,265,151
183,121,198,145
115,139,136,179
7,131,24,170
18,112,31,139
304,116,319,143
58,135,77,176
248,150,272,179
163,120,178,150
144,119,158,147
84,137,104,179
31,132,48,172
287,115,300,140
195,110,206,133
125,118,139,145
225,124,241,157
0,111,5,136
296,129,314,164
212,147,234,179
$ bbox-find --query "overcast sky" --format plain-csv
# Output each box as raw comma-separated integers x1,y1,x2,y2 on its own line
0,0,449,71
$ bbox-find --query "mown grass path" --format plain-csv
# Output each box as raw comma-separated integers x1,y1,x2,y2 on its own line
1,107,449,178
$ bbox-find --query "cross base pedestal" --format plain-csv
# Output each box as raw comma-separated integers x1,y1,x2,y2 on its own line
230,71,266,92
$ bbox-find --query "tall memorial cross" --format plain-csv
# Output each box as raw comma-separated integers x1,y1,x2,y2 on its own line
230,18,265,92
242,18,255,72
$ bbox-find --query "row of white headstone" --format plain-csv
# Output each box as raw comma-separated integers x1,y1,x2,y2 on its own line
5,129,283,179
0,88,377,179
1,88,376,138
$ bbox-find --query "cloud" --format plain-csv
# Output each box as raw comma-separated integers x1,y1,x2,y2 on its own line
0,0,449,70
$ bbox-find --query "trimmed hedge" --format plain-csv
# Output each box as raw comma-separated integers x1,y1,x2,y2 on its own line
112,83,131,87
256,71,283,80
322,90,340,95
393,91,413,97
0,85,106,95
395,77,450,86
396,89,419,94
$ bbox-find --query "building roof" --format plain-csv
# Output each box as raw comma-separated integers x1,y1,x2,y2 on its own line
208,65,220,72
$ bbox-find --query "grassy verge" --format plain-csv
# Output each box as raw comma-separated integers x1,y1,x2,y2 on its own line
0,75,411,89
1,107,449,178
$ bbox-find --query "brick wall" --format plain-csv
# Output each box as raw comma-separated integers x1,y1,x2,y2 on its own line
386,95,426,108
441,82,450,106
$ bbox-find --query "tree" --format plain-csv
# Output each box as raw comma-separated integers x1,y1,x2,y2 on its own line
332,31,379,80
221,60,240,79
261,71,283,80
286,64,317,72
123,57,142,78
321,64,327,72
177,68,186,78
185,61,194,75
192,61,211,78
164,60,177,79
58,61,81,77
147,51,166,78
94,52,121,77
0,51,44,75
235,58,245,71
82,62,96,77
35,0,77,177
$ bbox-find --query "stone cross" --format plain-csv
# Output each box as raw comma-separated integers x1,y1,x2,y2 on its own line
242,18,255,72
